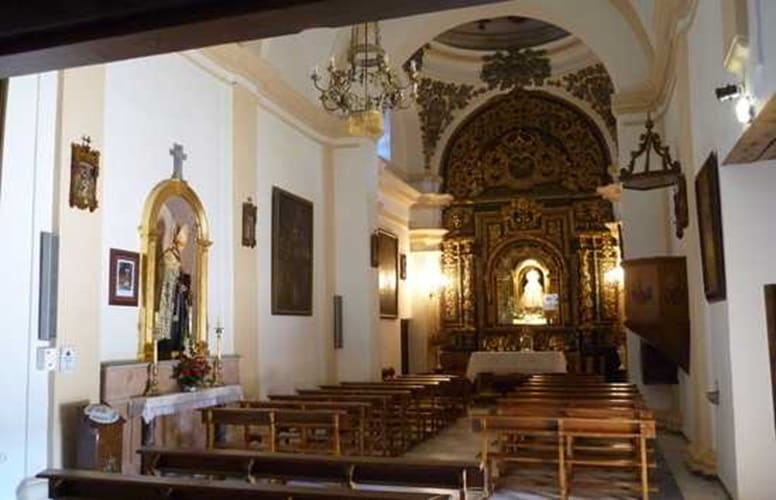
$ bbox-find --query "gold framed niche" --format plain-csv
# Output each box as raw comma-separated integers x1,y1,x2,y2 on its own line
138,178,211,361
487,238,567,328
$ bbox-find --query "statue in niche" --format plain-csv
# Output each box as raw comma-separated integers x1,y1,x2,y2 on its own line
512,264,548,325
156,224,192,358
520,268,545,310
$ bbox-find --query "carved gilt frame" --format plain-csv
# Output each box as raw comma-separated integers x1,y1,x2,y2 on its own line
138,178,211,360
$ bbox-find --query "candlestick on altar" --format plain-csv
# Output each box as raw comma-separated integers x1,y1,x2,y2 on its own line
211,322,225,386
145,312,161,395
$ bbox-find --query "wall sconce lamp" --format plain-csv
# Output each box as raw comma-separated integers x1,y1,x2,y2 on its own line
715,83,755,124
619,114,689,239
604,265,625,286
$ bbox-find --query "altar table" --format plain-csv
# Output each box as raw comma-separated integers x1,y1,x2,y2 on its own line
465,351,567,381
129,385,243,445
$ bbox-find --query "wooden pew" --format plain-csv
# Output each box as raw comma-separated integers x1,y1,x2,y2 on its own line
561,417,656,500
138,447,485,499
477,414,656,500
240,400,369,455
336,382,446,438
479,415,564,497
298,388,413,454
201,407,345,455
37,468,448,500
270,393,390,456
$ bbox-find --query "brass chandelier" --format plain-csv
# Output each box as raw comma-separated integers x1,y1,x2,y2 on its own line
311,22,419,138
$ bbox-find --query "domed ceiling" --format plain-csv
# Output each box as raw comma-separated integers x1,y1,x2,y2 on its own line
434,16,570,51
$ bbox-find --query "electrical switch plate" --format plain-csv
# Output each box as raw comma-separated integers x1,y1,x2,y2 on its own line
36,347,58,371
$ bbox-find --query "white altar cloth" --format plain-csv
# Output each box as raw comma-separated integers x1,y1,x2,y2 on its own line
129,384,243,423
465,351,567,381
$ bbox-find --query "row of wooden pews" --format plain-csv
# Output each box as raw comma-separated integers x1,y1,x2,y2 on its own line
478,373,657,500
200,373,470,457
37,373,483,500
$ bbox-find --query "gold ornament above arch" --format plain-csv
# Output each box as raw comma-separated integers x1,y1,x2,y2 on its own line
441,89,612,200
137,178,211,361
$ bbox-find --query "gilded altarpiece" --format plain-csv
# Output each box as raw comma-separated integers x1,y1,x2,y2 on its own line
438,90,622,361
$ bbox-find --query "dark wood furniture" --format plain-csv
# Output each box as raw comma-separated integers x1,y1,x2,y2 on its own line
138,447,484,498
37,469,448,500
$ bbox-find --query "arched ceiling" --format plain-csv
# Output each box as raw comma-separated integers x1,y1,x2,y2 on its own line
251,0,653,102
434,16,570,51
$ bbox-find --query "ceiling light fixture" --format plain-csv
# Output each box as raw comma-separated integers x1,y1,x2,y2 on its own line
735,93,755,124
714,83,741,102
311,22,419,139
619,114,688,239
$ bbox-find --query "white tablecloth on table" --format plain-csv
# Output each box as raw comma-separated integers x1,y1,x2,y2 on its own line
129,384,243,423
465,351,567,381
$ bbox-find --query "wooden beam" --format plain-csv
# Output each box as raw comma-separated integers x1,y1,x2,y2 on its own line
0,0,501,77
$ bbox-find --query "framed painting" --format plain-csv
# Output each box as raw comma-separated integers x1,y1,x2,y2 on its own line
695,152,726,301
0,79,7,198
377,229,399,319
109,249,139,306
764,285,776,432
272,186,313,315
69,136,100,212
242,197,257,248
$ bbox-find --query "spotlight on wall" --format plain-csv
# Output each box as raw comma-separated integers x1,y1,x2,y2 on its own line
735,93,755,124
714,83,742,102
604,265,625,286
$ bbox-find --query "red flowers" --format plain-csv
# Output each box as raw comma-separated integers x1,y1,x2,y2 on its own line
172,352,212,388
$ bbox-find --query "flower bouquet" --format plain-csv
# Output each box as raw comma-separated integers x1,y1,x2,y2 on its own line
172,352,212,391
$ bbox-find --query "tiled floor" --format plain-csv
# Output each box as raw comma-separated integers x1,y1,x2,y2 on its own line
407,417,730,499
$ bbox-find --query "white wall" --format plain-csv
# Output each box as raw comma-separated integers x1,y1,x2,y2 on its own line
333,142,380,382
0,73,57,497
719,163,776,498
100,54,234,361
255,108,331,396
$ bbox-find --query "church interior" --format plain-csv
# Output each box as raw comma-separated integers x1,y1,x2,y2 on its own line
1,0,775,498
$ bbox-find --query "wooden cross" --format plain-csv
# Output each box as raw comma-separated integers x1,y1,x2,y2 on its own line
169,143,187,180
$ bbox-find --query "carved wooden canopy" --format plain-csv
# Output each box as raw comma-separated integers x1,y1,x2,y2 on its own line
441,89,612,199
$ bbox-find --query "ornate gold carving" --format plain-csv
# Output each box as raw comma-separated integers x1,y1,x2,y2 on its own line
548,63,616,140
443,205,473,233
573,199,614,231
502,198,542,232
480,48,551,91
442,90,611,199
416,77,486,170
600,242,620,320
441,238,476,330
441,240,460,322
69,136,100,212
579,248,595,324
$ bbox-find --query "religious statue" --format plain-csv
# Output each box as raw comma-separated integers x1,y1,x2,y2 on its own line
156,224,192,358
511,266,547,325
520,268,545,310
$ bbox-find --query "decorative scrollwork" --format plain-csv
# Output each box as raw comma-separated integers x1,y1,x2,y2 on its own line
416,77,487,170
502,198,543,231
443,205,474,233
480,48,551,91
573,199,614,231
547,64,616,141
442,90,611,199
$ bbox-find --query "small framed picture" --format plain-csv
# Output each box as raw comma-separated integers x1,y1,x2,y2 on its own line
242,197,257,248
109,249,139,306
400,253,407,280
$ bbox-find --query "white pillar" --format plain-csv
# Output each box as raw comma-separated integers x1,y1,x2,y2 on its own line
332,140,380,381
